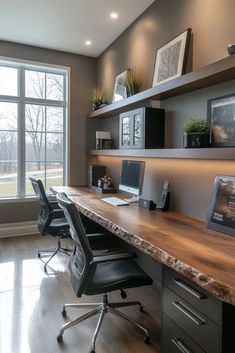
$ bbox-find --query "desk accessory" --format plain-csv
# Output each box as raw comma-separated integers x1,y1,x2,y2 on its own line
88,165,106,187
139,198,156,210
156,180,170,211
95,187,117,194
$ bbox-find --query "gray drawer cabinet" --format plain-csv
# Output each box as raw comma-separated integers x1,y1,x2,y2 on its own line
119,107,165,149
162,267,235,353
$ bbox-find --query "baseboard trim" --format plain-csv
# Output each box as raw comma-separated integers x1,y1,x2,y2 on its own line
0,221,38,238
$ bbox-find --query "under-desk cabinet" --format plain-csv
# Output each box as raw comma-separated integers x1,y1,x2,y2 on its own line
119,107,165,149
162,267,235,353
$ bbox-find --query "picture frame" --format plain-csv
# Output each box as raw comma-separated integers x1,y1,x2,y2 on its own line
206,175,235,237
112,69,128,103
152,28,191,87
207,93,235,146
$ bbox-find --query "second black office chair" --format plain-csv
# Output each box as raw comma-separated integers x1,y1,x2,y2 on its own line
29,177,72,272
56,192,153,353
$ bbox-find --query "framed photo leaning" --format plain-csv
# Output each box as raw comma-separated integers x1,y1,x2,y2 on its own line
206,175,235,237
152,28,191,87
207,93,235,146
112,69,128,103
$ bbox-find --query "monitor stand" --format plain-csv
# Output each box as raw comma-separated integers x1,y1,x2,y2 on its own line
123,195,139,203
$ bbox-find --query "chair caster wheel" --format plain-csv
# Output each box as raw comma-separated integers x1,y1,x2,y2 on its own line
90,351,95,353
38,253,41,258
57,334,63,343
62,309,67,317
139,305,144,312
120,289,127,299
144,335,150,344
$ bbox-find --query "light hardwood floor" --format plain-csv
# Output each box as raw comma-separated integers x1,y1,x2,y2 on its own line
0,234,161,353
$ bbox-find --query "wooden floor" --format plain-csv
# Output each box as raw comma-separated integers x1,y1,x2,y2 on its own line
0,234,161,353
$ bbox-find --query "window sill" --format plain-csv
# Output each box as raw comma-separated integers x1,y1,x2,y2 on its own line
0,196,37,204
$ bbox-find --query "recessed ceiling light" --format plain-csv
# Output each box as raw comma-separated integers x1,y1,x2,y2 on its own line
85,40,92,46
110,12,118,19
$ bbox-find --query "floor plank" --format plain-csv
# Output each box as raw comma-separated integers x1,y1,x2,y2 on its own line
0,234,161,353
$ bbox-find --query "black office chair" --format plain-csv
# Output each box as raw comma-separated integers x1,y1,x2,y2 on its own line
29,177,73,272
56,192,153,353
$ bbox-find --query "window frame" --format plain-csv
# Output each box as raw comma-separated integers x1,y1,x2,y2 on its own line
0,58,69,200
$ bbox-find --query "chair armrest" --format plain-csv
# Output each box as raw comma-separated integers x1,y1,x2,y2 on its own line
91,252,136,264
50,208,64,219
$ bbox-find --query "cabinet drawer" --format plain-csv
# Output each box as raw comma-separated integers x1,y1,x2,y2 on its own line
162,314,206,353
163,287,220,353
163,267,221,324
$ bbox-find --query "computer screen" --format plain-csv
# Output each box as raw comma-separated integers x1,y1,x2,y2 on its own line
119,160,145,198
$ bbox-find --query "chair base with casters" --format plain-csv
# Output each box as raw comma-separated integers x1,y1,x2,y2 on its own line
38,234,73,272
57,292,150,353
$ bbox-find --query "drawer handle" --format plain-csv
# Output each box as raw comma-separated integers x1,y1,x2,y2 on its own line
172,338,194,353
172,300,207,326
174,279,206,300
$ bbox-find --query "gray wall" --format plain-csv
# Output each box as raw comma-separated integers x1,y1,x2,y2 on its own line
0,40,97,223
92,0,235,220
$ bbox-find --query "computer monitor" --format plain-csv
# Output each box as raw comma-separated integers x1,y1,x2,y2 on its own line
119,160,145,202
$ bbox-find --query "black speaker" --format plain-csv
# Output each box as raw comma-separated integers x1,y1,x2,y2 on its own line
88,165,106,187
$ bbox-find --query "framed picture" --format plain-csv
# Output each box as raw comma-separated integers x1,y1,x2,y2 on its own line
152,28,191,87
207,93,235,146
206,175,235,237
112,69,128,103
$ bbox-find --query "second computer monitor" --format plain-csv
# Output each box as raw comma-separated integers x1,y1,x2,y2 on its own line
119,160,145,200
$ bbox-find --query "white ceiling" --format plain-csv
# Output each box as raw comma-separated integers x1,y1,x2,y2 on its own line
0,0,155,57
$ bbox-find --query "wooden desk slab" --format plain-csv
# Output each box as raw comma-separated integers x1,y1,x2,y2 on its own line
52,186,235,305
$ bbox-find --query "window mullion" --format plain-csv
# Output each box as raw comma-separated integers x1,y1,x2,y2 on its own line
18,67,25,197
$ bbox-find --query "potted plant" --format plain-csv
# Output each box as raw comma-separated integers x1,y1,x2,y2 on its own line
183,118,210,148
90,87,107,111
124,69,141,97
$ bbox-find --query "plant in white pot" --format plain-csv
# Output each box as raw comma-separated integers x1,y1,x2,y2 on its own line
183,119,210,148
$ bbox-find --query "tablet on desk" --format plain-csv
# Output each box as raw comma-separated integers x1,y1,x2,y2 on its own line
101,197,129,206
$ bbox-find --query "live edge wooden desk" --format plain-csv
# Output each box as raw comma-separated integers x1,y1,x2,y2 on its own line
51,186,235,353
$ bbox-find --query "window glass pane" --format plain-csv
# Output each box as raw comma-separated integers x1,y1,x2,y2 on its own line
46,107,63,132
46,73,64,101
26,132,45,161
0,132,17,160
45,162,63,193
0,162,17,197
25,104,45,132
0,102,18,130
25,70,45,99
46,133,63,161
0,66,18,96
26,162,45,195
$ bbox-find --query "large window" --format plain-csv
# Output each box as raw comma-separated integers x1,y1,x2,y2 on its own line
0,61,68,198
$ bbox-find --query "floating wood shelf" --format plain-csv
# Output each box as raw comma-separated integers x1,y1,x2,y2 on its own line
89,148,235,160
89,55,235,119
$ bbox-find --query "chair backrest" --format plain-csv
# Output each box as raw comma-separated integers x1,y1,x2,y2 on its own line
56,192,94,297
29,177,53,235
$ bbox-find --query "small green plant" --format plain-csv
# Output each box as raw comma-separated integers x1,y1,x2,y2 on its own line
124,69,141,96
183,119,210,134
90,87,105,104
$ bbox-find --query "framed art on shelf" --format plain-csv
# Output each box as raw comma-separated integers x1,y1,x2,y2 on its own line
206,175,235,237
152,28,191,87
207,93,235,146
112,69,128,103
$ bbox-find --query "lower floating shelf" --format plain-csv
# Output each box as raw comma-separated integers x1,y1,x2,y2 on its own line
89,148,235,160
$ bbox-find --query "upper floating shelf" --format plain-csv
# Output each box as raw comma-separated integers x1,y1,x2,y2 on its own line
89,148,235,160
89,55,235,119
